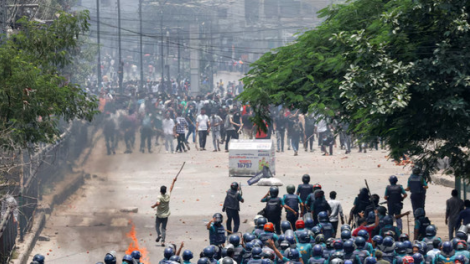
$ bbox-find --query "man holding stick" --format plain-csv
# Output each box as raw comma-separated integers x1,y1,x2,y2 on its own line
151,176,177,247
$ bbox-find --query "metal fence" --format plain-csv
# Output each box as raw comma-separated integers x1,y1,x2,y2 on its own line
0,120,91,263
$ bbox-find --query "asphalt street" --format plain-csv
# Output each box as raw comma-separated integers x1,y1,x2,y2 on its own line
28,135,452,263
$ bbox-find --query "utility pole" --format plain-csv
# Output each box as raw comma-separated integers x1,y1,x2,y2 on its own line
177,22,180,86
166,30,170,88
190,21,200,95
139,0,144,92
209,18,214,91
1,0,6,36
117,0,123,93
96,0,102,90
160,16,164,91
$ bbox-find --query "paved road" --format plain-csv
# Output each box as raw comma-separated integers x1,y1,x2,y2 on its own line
28,135,452,263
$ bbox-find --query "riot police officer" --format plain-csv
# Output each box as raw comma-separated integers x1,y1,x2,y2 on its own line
317,211,334,240
122,255,134,264
405,167,428,215
223,182,244,234
183,250,194,264
261,187,284,234
283,185,303,230
131,250,143,264
207,213,227,247
228,235,245,264
384,175,407,230
297,174,314,213
104,251,117,264
32,255,45,264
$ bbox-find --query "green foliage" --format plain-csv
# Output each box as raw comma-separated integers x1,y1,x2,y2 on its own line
240,0,470,178
0,11,98,150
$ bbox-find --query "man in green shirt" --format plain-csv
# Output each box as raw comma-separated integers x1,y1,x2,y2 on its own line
151,177,177,247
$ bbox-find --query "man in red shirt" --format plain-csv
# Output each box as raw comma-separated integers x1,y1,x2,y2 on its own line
352,210,379,242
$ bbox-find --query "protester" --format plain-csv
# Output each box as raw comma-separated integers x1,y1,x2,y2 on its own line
151,177,177,247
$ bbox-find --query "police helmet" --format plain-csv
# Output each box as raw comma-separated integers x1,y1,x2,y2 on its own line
456,241,468,250
243,233,255,243
213,213,223,225
286,249,300,261
230,182,239,191
341,230,352,240
412,253,424,264
104,252,117,264
264,222,274,232
364,257,377,264
326,238,335,249
315,234,326,244
261,259,273,264
455,255,467,264
312,245,324,256
412,166,421,175
399,233,409,242
252,239,263,248
372,235,383,245
95,262,104,264
245,242,255,252
203,246,216,259
295,220,305,229
343,240,355,254
402,256,414,264
222,257,233,264
285,235,296,247
252,247,263,259
456,231,468,241
382,236,394,248
281,221,292,232
302,174,310,184
312,226,322,236
122,255,133,262
263,249,275,260
198,257,210,264
355,236,366,249
357,229,369,241
331,251,344,260
412,243,423,255
403,240,413,254
333,239,344,250
377,206,387,216
341,224,351,232
330,259,345,264
286,184,295,194
414,208,425,218
389,175,398,184
183,250,194,261
425,225,436,237
345,261,353,264
367,211,376,224
318,211,328,222
297,230,310,243
257,217,268,229
269,187,279,198
280,239,290,250
383,215,393,226
229,235,240,246
33,255,45,264
170,255,182,263
313,184,322,190
451,238,460,249
164,247,176,259
131,250,141,260
395,242,406,254
304,218,314,229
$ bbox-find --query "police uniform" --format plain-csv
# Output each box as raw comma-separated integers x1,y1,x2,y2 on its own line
223,189,243,233
262,196,283,234
209,223,227,246
407,174,427,215
283,193,302,230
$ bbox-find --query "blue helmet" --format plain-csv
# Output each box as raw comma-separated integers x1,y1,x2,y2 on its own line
261,259,273,264
245,242,254,252
343,240,355,254
122,255,133,262
278,234,286,243
170,255,182,263
312,245,323,257
341,230,352,240
281,221,292,232
131,250,141,260
164,247,175,259
389,175,398,184
203,246,215,259
286,249,300,260
345,261,353,264
229,235,240,246
244,233,255,243
355,236,366,249
333,239,344,250
357,229,369,241
269,186,279,198
198,258,210,264
365,257,377,264
383,215,393,226
367,211,375,224
183,250,194,261
252,247,263,259
221,248,228,258
383,236,395,247
425,225,436,237
285,235,296,246
372,235,383,246
399,233,410,242
451,238,460,249
252,239,263,248
257,217,268,229
104,253,116,264
414,208,425,218
455,255,467,263
312,226,322,236
341,224,351,232
33,255,45,264
395,242,406,254
318,211,328,222
412,253,424,264
263,250,275,260
403,240,413,254
305,217,315,229
297,230,310,243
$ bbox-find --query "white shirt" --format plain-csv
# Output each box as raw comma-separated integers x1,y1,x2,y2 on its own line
162,118,175,135
317,119,328,133
328,199,344,222
196,114,209,130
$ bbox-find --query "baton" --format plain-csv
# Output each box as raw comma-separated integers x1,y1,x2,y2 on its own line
175,162,186,180
364,179,376,210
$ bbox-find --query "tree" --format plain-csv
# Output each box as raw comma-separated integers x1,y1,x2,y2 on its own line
240,0,470,179
0,11,98,158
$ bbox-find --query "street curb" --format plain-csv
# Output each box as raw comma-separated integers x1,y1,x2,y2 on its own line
13,172,85,264
431,174,455,189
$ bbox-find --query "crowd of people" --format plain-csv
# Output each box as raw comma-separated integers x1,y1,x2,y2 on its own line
31,166,470,264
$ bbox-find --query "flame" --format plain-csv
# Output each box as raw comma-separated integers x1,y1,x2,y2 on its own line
126,222,150,264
